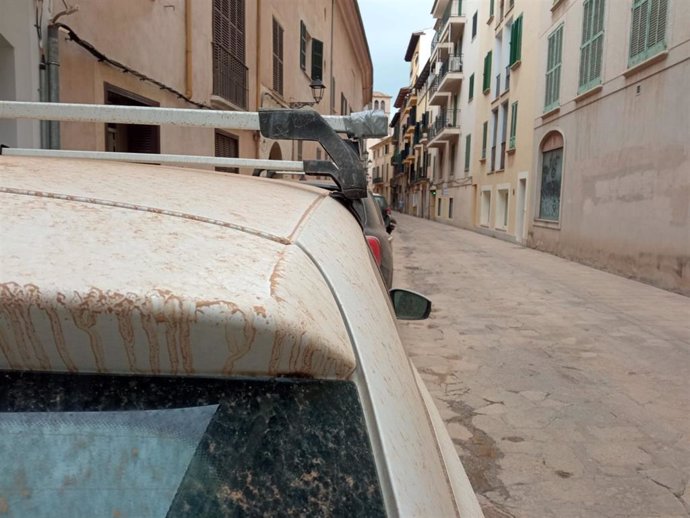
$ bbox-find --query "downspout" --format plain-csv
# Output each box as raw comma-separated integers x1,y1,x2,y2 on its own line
185,0,192,99
46,24,60,149
330,0,335,114
255,0,262,158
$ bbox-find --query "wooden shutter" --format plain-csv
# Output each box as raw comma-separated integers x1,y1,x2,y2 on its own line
311,39,323,80
490,0,495,17
215,131,239,173
483,51,492,92
300,21,307,71
509,101,518,149
464,134,471,171
545,24,563,110
509,15,522,65
272,18,284,94
630,0,667,65
647,0,668,49
481,121,488,159
578,0,605,92
469,73,474,100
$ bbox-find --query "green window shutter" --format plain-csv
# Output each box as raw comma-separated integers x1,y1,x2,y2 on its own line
578,0,605,93
490,0,494,17
510,15,523,65
509,101,518,149
300,21,307,71
311,39,323,80
544,24,563,111
483,51,492,92
629,0,667,66
469,73,474,100
481,121,488,159
464,134,471,171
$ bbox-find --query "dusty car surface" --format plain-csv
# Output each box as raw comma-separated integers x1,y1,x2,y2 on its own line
0,113,482,517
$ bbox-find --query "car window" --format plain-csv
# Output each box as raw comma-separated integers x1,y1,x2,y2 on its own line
0,371,386,517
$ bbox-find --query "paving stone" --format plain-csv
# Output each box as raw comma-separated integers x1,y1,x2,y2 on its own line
641,468,688,497
586,442,653,466
475,403,507,415
519,390,548,402
446,422,474,442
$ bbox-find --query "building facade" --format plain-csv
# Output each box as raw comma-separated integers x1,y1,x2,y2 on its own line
530,0,690,294
1,0,373,172
370,135,394,203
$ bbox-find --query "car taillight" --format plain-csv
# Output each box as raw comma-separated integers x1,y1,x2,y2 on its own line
366,235,382,266
385,207,392,215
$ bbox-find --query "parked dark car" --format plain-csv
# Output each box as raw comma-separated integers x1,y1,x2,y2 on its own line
372,193,396,234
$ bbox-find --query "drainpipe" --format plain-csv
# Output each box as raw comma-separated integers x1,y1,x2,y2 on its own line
39,60,49,148
46,24,60,149
184,0,192,99
330,0,334,114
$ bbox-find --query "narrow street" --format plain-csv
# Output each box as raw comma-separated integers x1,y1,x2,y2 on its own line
392,213,690,518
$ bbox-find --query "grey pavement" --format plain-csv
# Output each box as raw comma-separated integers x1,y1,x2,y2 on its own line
392,213,690,518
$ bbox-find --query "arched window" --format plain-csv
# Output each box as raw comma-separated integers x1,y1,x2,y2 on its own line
538,131,564,221
374,100,379,110
381,101,385,112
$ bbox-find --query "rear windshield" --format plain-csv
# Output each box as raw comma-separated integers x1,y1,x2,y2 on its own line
0,371,385,517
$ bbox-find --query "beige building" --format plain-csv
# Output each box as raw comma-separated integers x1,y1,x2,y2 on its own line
366,90,392,188
370,135,394,202
1,0,372,170
531,0,690,294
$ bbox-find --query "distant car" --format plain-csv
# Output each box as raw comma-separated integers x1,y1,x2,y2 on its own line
373,192,396,233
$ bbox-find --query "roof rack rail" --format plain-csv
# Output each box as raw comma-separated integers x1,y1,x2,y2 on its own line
0,101,388,200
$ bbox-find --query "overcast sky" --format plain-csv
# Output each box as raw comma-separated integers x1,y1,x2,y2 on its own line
359,0,435,99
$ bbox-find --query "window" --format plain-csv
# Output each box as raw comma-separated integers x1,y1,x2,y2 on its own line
212,0,247,108
272,18,284,95
381,101,385,112
496,188,509,228
472,12,478,38
215,130,239,173
545,24,564,111
105,85,160,154
468,73,475,100
437,198,442,217
464,134,471,172
629,0,668,67
311,39,324,80
481,121,488,160
578,0,605,93
340,93,349,115
449,142,456,176
490,0,495,18
374,100,379,110
538,132,564,221
0,371,386,517
509,14,523,66
509,101,518,149
297,140,303,161
480,189,491,226
482,51,492,93
316,148,322,160
448,198,454,219
300,21,307,71
330,77,336,113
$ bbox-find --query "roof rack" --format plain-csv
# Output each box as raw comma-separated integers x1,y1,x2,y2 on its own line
0,101,388,200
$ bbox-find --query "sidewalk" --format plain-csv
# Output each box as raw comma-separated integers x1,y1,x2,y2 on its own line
392,213,690,518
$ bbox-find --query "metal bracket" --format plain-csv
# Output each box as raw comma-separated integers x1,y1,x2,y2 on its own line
259,109,366,199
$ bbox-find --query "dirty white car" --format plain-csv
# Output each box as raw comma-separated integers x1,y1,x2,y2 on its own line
0,102,483,517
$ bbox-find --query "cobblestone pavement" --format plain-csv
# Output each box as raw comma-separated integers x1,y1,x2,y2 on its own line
392,213,690,518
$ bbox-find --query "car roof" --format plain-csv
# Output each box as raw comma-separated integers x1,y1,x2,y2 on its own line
0,156,356,379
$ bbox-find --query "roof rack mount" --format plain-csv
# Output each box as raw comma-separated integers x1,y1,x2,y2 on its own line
0,101,389,200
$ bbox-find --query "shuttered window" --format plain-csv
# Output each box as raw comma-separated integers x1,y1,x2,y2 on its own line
300,21,307,71
272,18,284,95
544,24,563,111
482,51,492,93
468,73,475,100
509,101,518,149
215,131,239,173
490,0,495,18
481,121,488,159
509,15,523,66
311,39,324,81
629,0,668,67
578,0,605,93
212,0,247,108
464,134,471,172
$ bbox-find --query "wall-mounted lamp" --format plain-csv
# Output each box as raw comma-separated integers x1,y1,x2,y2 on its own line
289,79,326,109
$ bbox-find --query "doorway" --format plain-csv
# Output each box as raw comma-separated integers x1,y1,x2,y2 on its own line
516,176,527,243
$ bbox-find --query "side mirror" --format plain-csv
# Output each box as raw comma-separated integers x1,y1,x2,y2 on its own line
389,289,432,320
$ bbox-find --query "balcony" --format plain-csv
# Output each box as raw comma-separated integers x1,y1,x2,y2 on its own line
373,176,384,185
430,55,463,105
428,109,461,147
432,0,466,56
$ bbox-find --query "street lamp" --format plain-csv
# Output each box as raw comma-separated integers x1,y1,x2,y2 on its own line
289,79,326,109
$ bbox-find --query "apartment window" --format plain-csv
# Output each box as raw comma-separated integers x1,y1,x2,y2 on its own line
374,100,379,110
448,198,454,219
297,141,303,161
105,85,160,154
316,148,322,160
489,0,495,19
300,21,308,71
340,93,349,115
272,18,284,95
330,77,336,113
481,121,488,160
311,39,324,80
578,0,605,93
545,24,564,111
629,0,668,67
437,199,442,217
509,101,518,149
496,188,509,229
509,14,523,66
468,74,475,101
472,12,478,38
464,134,471,172
212,0,247,108
215,130,239,173
538,132,564,221
482,51,492,93
381,101,385,111
480,189,491,226
449,142,456,176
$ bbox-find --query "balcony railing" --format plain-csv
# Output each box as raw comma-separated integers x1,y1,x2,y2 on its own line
439,55,463,80
212,44,248,109
432,0,463,53
428,74,440,98
428,109,460,141
373,176,384,184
